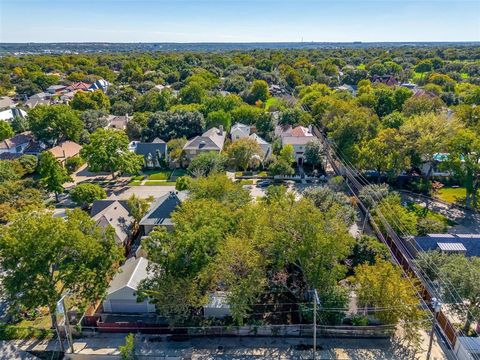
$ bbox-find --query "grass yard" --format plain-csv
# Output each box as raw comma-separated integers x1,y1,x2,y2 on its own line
144,169,172,181
143,181,176,186
435,187,466,204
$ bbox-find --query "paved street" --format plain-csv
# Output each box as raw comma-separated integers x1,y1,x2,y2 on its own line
5,332,448,359
109,185,176,199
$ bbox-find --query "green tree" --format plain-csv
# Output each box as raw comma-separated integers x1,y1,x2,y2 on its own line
38,151,72,202
372,193,417,236
357,128,410,179
0,180,44,223
69,183,107,208
304,140,325,168
303,186,357,226
0,120,14,141
209,236,267,324
445,128,480,208
351,235,390,267
167,138,187,164
353,260,426,351
119,333,136,360
188,173,250,209
11,116,30,133
226,138,263,171
400,113,456,179
415,253,480,334
71,90,110,111
0,209,123,334
268,159,294,176
205,110,231,131
81,129,144,179
29,105,83,146
134,89,172,112
187,152,226,178
279,144,295,164
127,194,153,233
18,155,38,174
180,82,206,104
247,80,269,104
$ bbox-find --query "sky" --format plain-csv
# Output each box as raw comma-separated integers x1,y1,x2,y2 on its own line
1,0,479,43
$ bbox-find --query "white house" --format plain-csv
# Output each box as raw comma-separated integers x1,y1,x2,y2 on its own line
230,122,251,141
0,108,27,122
102,257,155,313
277,125,316,165
230,123,272,161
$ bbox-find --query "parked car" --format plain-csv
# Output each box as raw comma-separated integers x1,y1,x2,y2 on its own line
256,180,272,188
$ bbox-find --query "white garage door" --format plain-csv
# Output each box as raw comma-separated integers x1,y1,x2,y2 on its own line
109,299,149,313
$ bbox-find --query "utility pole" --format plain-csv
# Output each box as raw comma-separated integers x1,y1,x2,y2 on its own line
62,295,74,354
426,297,441,360
313,289,320,360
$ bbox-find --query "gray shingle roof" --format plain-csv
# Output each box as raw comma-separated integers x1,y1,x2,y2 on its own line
139,191,188,227
135,138,167,158
107,257,150,295
91,200,133,245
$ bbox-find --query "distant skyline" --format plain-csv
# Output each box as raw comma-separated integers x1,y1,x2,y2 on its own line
1,0,479,43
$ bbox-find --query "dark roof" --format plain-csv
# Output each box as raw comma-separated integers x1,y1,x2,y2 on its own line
0,152,22,160
135,138,167,157
0,131,34,150
91,199,130,217
414,234,480,257
139,191,188,227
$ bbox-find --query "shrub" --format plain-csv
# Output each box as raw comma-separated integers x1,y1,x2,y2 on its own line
65,156,85,174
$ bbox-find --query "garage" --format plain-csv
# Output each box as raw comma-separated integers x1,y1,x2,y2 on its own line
102,257,156,314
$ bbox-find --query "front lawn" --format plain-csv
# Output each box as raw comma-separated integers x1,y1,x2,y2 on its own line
143,181,176,186
144,169,172,181
435,187,466,204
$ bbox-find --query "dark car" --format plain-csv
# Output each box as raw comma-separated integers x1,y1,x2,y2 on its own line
256,180,272,188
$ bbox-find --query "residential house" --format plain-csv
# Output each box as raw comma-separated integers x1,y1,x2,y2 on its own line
203,292,231,319
230,122,251,141
133,138,167,169
48,141,82,164
46,84,67,95
420,153,452,177
91,200,134,247
409,233,480,258
88,79,110,93
65,82,91,92
400,82,417,90
230,123,272,161
0,108,27,122
24,92,52,109
106,114,129,130
336,84,357,95
102,257,155,313
0,131,35,159
183,127,226,162
276,125,317,165
0,96,14,110
139,191,188,234
372,75,399,87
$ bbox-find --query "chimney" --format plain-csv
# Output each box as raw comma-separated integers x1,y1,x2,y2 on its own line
219,125,224,134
